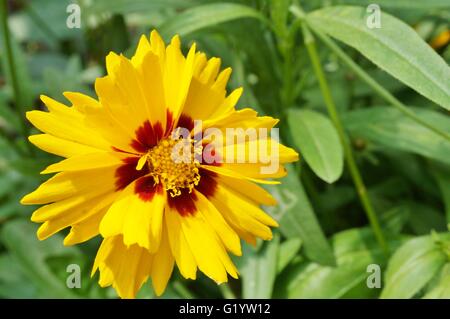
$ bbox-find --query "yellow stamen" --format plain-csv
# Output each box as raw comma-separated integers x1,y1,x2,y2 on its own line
137,136,202,197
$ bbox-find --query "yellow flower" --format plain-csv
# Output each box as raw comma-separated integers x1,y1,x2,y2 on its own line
21,30,298,298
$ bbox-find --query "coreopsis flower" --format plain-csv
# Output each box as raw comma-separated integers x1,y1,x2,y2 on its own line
21,30,298,298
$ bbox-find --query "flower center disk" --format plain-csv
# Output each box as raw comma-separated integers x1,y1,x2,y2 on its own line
137,136,201,197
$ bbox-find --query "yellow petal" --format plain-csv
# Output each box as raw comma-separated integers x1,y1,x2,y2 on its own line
93,236,151,299
100,177,165,251
29,134,100,158
139,51,167,128
164,37,196,121
63,91,101,113
164,205,197,280
63,208,105,246
216,183,278,228
179,209,238,283
131,34,151,66
149,30,166,60
21,167,116,205
26,109,110,151
201,165,281,185
204,108,279,131
41,151,128,174
151,226,175,296
82,99,138,154
182,78,225,122
36,191,116,240
195,190,242,256
95,72,144,139
211,196,272,242
217,174,276,206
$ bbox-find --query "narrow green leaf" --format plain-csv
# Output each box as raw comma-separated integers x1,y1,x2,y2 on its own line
0,254,37,298
280,226,399,298
343,107,450,165
288,109,343,183
277,238,302,274
423,263,450,299
237,234,280,299
86,0,195,15
307,6,450,110
404,201,447,235
159,3,266,38
1,219,79,298
286,250,377,298
381,234,449,298
270,164,335,266
0,99,21,132
338,0,450,9
0,171,21,197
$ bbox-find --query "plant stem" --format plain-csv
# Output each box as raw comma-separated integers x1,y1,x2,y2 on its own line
172,281,195,299
309,26,450,142
301,24,389,254
0,0,31,151
219,284,236,299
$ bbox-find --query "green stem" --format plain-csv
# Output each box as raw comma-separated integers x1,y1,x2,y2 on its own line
172,281,195,299
301,24,389,254
0,0,31,151
308,26,450,142
219,284,236,299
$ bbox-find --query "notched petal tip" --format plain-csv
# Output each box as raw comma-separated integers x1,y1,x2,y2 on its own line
36,222,50,241
30,210,41,222
170,34,181,47
63,232,75,246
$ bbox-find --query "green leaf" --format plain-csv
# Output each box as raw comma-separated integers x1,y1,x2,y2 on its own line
381,234,449,298
237,234,280,298
277,238,302,274
288,109,343,183
159,3,266,38
42,55,98,98
404,202,447,235
0,254,37,298
0,135,18,165
0,171,21,198
423,263,450,299
1,219,80,298
285,251,377,298
380,205,410,235
343,107,450,165
307,6,450,110
337,0,450,9
269,164,335,266
0,99,21,132
278,226,399,298
85,0,195,15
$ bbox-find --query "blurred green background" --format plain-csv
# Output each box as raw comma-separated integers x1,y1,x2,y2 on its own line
0,0,449,298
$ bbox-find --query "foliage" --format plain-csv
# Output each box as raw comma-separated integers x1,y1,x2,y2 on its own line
0,0,449,299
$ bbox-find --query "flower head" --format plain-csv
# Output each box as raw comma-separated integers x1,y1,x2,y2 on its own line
21,30,298,298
